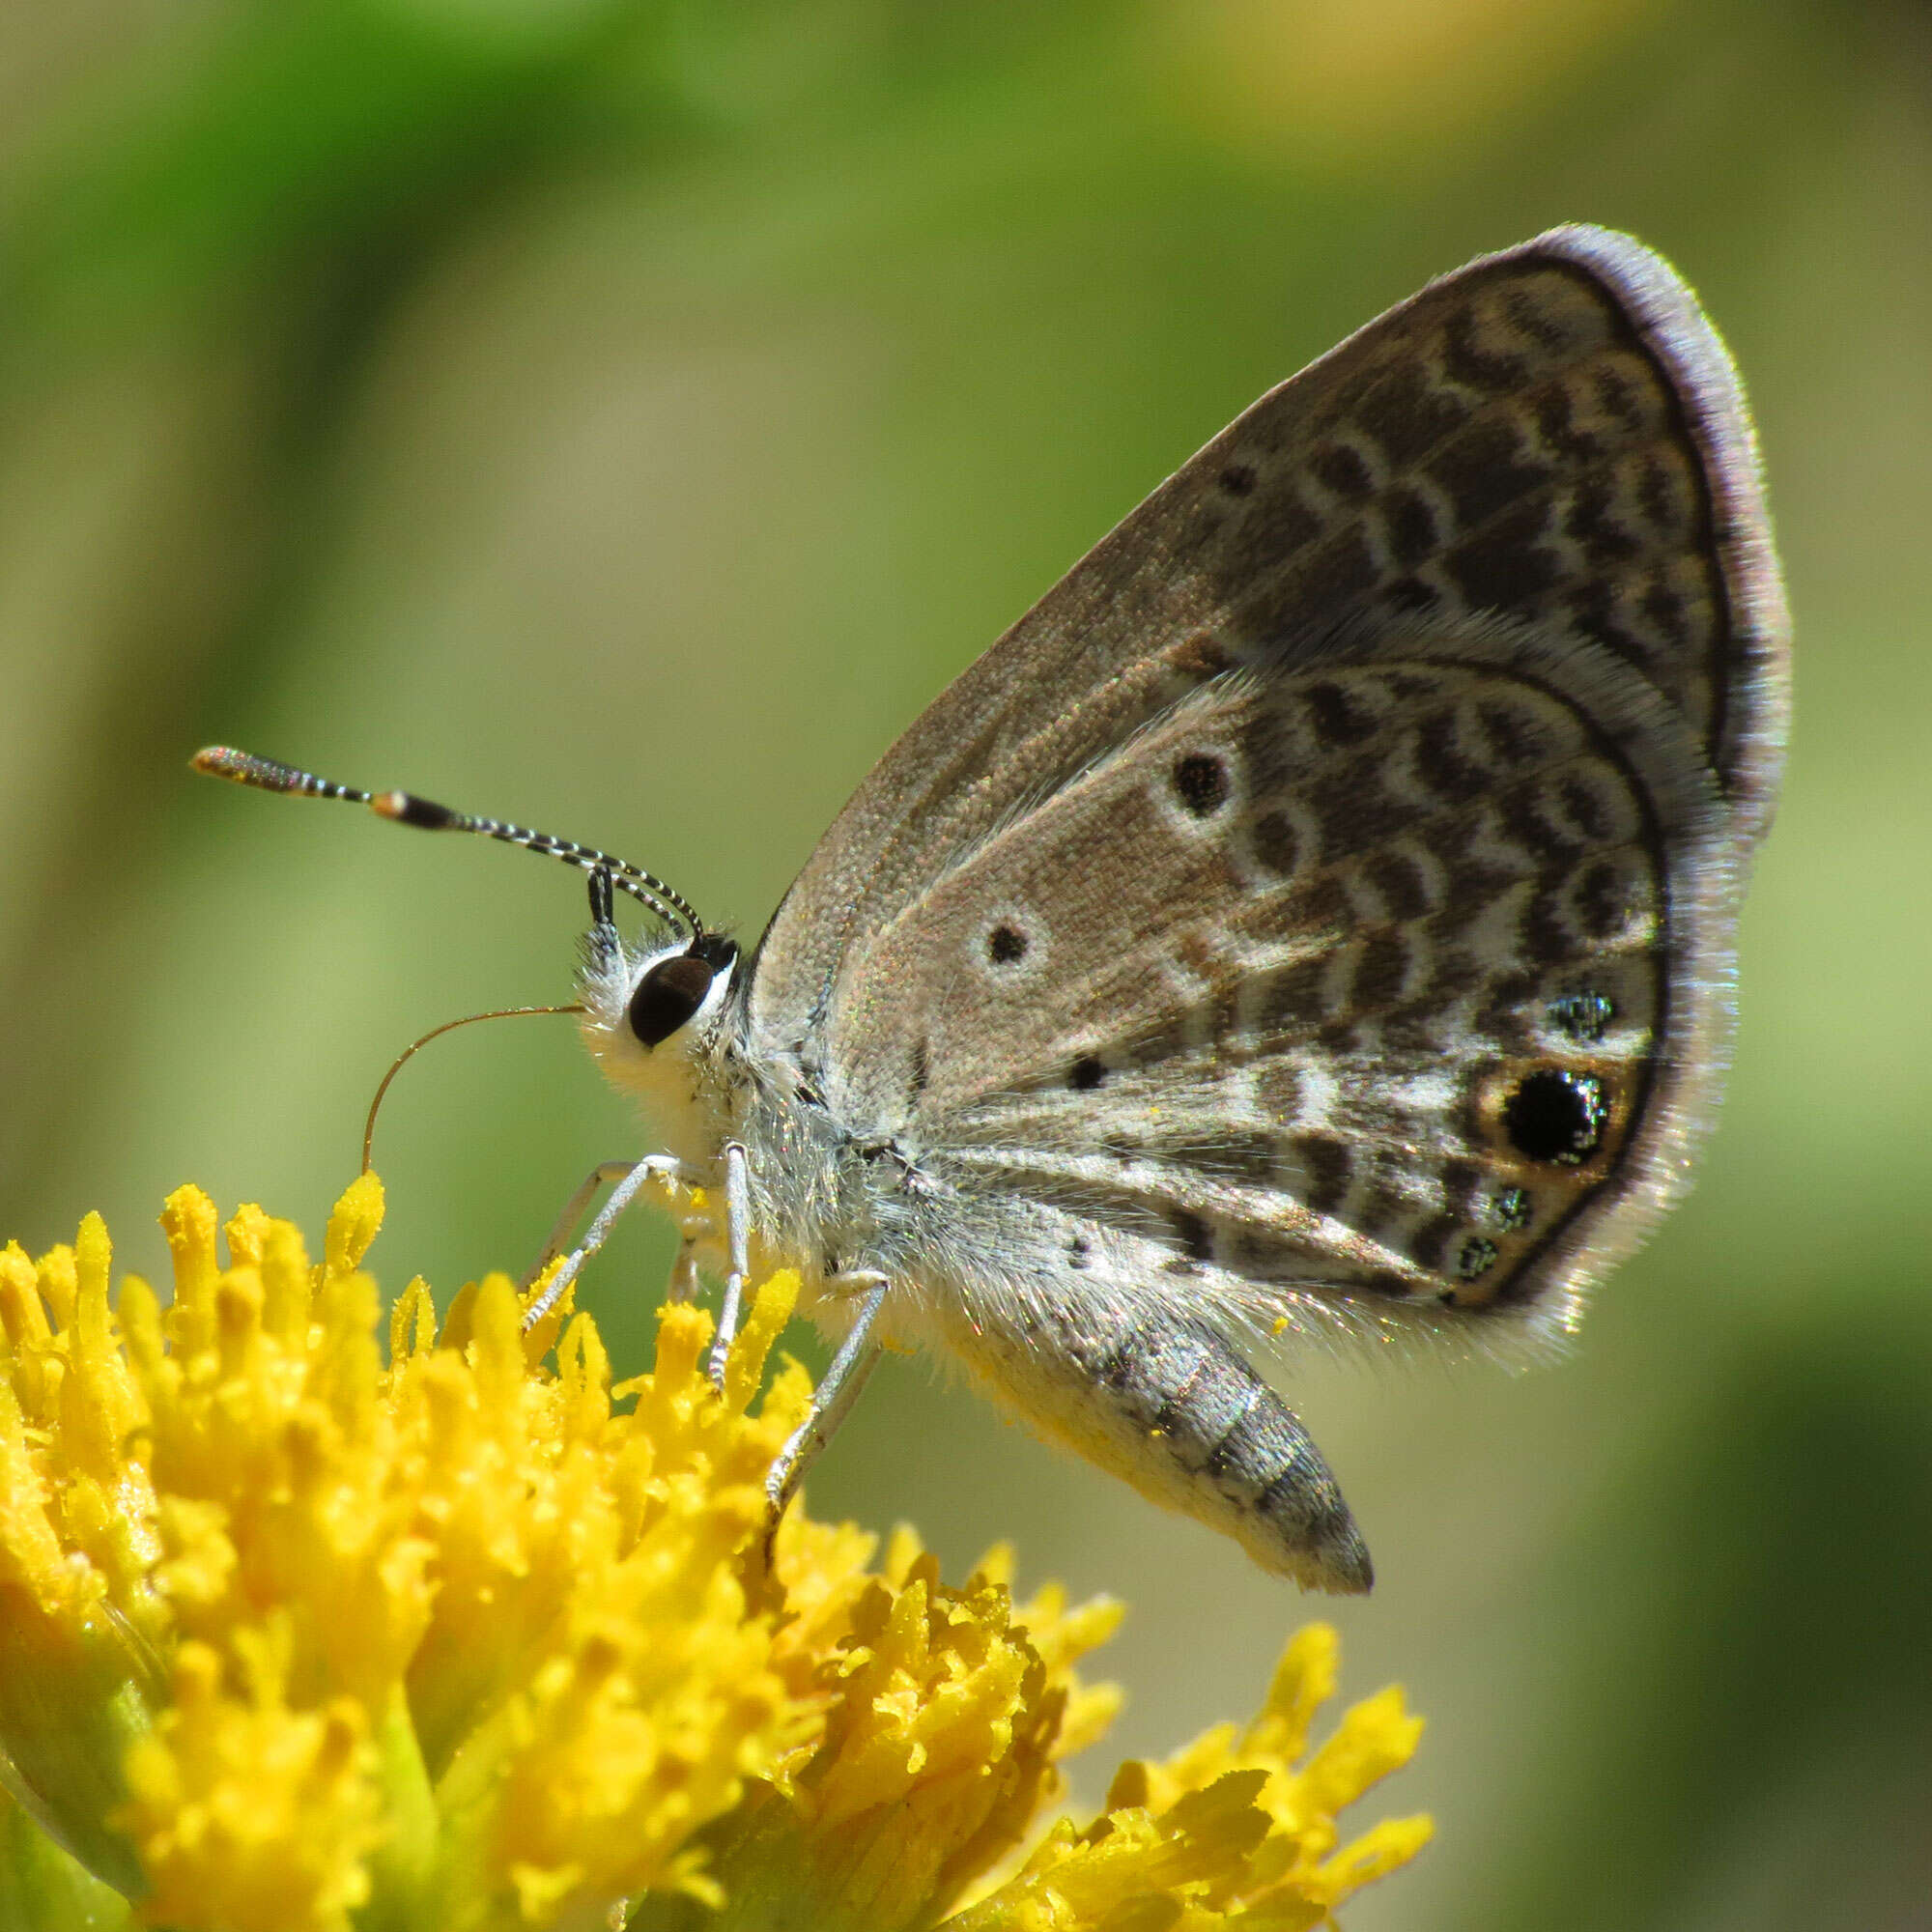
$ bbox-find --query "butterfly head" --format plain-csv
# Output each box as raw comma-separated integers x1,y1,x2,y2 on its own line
575,866,742,1153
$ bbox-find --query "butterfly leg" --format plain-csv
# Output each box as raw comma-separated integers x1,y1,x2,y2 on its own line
655,1185,717,1303
523,1161,642,1288
667,1232,703,1305
762,1273,889,1544
522,1153,686,1331
704,1142,753,1388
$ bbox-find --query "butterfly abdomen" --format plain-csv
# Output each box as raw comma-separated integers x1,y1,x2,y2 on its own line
930,1270,1373,1592
1100,1320,1373,1592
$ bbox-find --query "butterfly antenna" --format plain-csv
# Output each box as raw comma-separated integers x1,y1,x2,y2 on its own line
191,747,704,938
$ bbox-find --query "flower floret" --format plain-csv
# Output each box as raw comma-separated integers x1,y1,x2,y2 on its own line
0,1179,1429,1932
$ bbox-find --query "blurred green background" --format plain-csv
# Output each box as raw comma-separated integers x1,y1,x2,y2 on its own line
1,0,1927,1923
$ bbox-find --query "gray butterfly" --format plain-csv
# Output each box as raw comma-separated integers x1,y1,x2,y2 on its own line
198,224,1788,1593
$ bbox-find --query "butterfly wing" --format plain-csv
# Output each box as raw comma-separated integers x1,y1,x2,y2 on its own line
739,227,1787,1582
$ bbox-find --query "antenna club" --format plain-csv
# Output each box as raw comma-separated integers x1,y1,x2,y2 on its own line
190,747,369,802
192,746,299,789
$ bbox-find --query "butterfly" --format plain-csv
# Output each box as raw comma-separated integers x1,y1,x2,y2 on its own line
196,224,1788,1593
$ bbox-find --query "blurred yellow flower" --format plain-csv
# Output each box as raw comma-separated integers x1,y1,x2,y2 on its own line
1148,0,1662,172
0,1179,1430,1931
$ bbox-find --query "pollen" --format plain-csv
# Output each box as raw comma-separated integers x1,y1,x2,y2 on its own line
0,1179,1429,1931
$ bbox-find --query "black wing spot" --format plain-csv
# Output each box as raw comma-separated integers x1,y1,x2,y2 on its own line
987,923,1029,965
1383,575,1440,612
1068,1056,1107,1091
1504,1069,1608,1165
1295,1135,1352,1215
1218,463,1258,497
1172,753,1232,817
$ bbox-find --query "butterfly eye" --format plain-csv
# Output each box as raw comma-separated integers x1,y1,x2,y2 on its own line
627,952,717,1048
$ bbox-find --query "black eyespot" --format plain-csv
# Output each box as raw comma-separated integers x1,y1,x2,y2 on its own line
1503,1069,1608,1165
1172,753,1231,817
627,952,717,1047
1067,1056,1106,1091
987,923,1028,965
1218,464,1258,497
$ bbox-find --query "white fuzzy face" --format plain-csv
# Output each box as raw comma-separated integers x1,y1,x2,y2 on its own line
577,932,740,1169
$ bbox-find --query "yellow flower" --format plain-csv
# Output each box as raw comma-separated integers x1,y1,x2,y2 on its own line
0,1179,1430,1931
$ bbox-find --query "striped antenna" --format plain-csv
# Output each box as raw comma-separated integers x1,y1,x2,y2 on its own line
191,747,703,938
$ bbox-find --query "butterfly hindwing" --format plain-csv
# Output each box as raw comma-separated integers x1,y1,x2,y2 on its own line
824,611,1729,1342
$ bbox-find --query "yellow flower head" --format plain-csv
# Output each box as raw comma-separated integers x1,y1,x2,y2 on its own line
0,1179,1429,1931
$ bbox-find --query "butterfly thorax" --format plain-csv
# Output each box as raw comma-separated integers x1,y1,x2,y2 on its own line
580,931,942,1314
